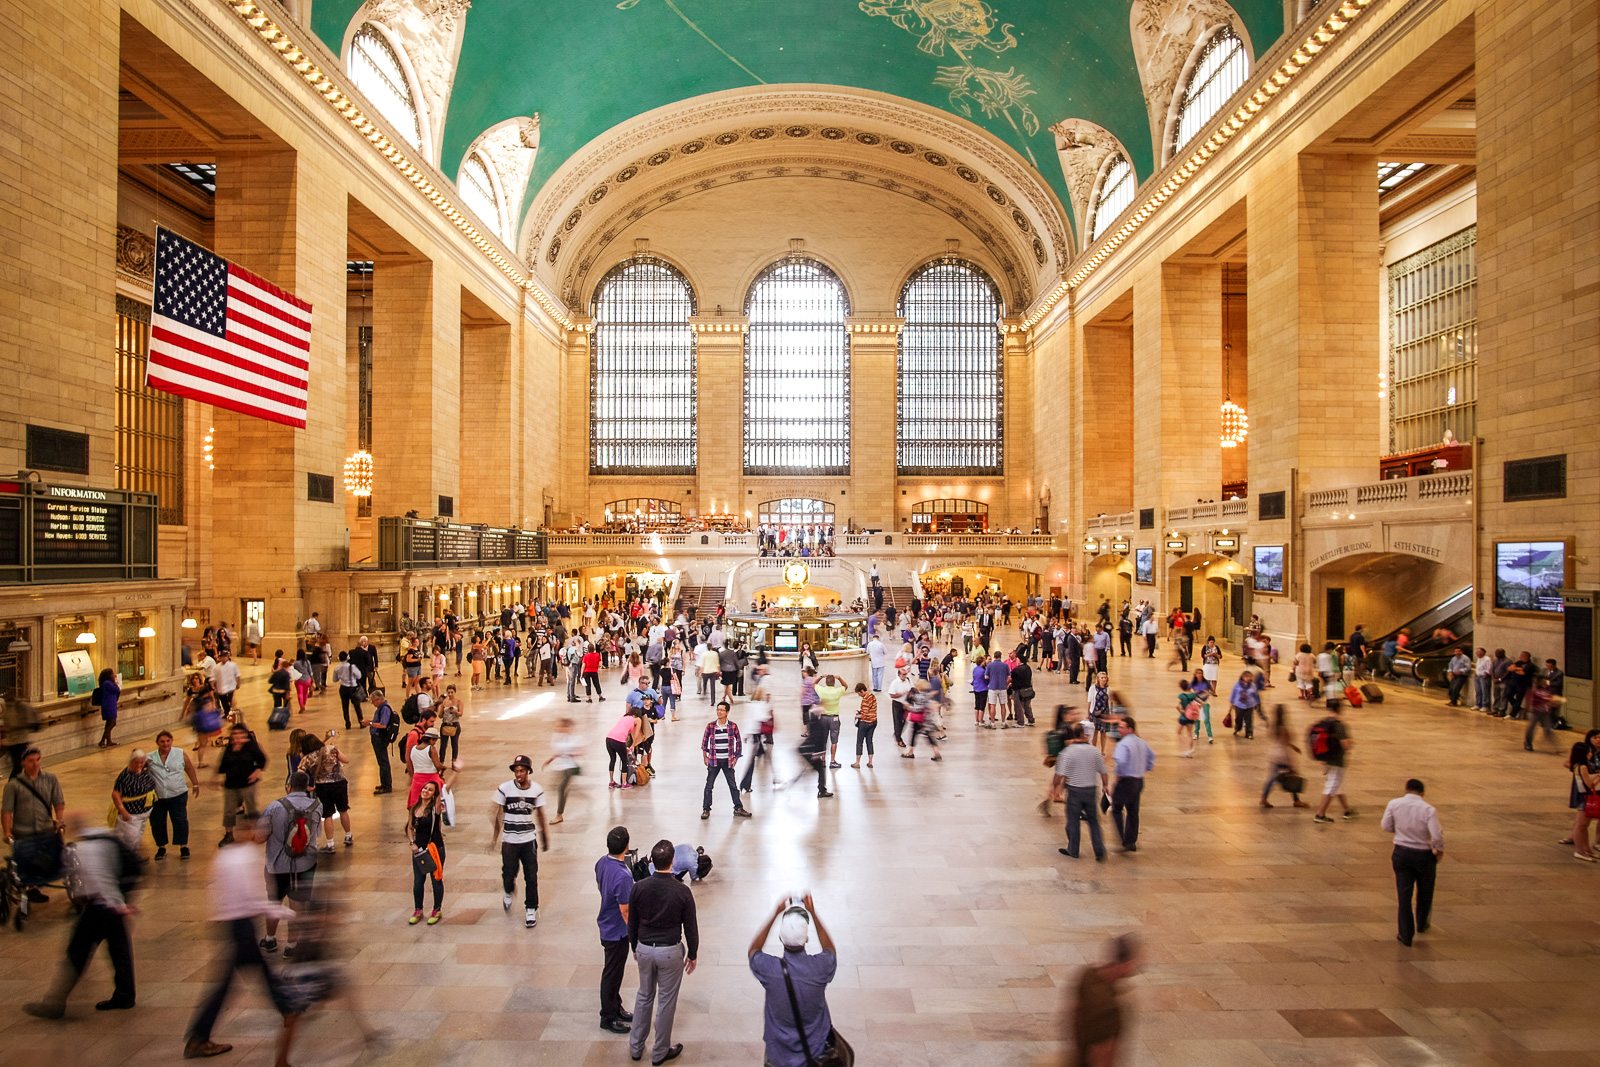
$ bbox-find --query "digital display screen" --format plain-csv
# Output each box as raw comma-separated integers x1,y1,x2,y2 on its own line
1134,548,1153,585
1495,541,1565,614
1253,545,1285,594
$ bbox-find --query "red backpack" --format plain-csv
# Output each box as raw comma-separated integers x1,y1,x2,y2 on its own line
285,799,316,857
1308,718,1339,762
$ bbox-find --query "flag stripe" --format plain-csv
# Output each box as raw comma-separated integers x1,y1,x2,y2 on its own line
148,343,310,407
228,285,312,341
152,318,310,392
229,266,312,322
224,307,314,369
143,371,307,428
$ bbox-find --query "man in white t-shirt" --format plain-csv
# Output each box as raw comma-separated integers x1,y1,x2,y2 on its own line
212,651,242,713
489,754,549,929
866,636,888,693
885,667,914,747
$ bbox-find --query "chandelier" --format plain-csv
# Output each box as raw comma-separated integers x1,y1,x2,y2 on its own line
1220,398,1249,448
1219,288,1248,448
342,450,375,497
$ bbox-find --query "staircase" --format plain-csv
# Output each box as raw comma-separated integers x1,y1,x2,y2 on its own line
881,585,916,615
677,583,726,619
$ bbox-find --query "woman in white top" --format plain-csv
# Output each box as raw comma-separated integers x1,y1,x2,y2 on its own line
541,717,581,824
1293,643,1317,700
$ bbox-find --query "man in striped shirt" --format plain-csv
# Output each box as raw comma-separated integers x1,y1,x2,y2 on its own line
701,701,751,820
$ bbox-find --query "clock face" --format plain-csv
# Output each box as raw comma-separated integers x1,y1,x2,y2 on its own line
783,561,809,586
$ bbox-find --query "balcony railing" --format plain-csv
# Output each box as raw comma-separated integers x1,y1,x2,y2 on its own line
1085,511,1136,532
1305,471,1472,515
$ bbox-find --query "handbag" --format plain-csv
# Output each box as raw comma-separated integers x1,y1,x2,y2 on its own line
1222,710,1234,729
779,955,854,1067
440,723,459,737
1585,790,1600,819
1277,770,1306,794
412,845,439,878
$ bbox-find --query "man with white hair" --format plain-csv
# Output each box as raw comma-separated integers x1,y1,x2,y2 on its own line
747,893,841,1067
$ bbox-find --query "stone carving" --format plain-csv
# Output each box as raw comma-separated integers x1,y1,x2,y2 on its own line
358,0,474,162
1129,0,1243,163
524,88,1068,275
1049,118,1129,249
554,153,1032,311
116,225,156,280
466,115,540,241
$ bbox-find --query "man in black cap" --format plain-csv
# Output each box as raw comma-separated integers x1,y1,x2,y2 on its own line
489,754,549,929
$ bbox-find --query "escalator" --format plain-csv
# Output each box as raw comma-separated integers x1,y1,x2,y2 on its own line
1378,587,1474,687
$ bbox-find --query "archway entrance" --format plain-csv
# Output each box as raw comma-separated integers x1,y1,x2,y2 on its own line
1165,553,1245,645
1086,555,1134,612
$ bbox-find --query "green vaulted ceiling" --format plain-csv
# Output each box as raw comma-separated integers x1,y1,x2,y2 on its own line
311,0,1284,232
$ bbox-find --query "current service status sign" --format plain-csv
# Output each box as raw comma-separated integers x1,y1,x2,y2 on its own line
0,482,158,583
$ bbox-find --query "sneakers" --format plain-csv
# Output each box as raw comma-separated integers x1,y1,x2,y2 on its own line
258,936,278,952
1313,814,1334,824
525,908,538,928
733,808,753,818
503,894,514,911
409,911,424,925
817,789,834,798
217,833,233,848
154,847,167,860
427,910,441,926
701,810,710,820
180,846,191,860
94,998,135,1012
345,833,354,847
22,1001,65,1019
1576,852,1598,863
1343,810,1360,820
828,761,842,769
320,843,336,854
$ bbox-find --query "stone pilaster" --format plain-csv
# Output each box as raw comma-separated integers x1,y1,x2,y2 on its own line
849,318,902,530
210,149,348,638
459,318,517,524
370,258,461,517
1079,319,1134,520
692,318,747,518
1132,261,1223,511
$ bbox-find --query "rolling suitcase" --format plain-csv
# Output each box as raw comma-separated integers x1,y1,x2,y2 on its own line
1360,683,1384,704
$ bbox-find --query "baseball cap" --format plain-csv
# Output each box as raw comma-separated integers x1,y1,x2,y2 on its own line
509,754,533,771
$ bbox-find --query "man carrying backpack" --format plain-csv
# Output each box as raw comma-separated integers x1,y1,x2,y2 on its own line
260,771,321,955
1309,707,1358,824
23,813,142,1018
367,688,396,795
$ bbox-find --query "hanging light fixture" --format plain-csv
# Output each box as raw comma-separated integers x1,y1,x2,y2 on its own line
1219,288,1249,448
343,450,375,497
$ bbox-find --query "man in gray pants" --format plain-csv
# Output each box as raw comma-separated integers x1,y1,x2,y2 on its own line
628,838,697,1065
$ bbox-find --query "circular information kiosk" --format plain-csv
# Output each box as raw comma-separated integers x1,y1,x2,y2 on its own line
724,561,868,685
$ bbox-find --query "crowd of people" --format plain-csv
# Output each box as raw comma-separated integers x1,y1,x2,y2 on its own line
2,572,1595,1067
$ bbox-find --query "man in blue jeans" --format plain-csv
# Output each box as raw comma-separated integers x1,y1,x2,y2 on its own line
1054,725,1109,861
701,702,751,820
366,690,394,795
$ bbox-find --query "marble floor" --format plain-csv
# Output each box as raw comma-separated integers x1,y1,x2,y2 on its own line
2,627,1596,1067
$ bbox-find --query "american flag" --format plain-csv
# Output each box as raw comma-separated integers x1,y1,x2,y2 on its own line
149,227,312,428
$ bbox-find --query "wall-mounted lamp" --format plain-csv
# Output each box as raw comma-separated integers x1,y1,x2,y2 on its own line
181,617,199,630
1165,537,1187,553
1083,535,1101,554
138,626,157,639
75,631,97,645
1109,536,1130,554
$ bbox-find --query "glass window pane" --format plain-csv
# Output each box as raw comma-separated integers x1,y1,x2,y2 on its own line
349,26,423,152
896,260,1003,474
744,258,851,475
590,258,697,474
1174,27,1249,155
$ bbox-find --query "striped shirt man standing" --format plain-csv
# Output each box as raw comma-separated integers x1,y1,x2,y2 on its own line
701,701,750,820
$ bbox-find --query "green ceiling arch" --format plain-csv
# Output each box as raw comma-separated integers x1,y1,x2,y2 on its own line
310,1,1285,240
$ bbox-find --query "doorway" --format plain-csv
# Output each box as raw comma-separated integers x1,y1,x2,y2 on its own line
241,599,265,648
1325,588,1345,642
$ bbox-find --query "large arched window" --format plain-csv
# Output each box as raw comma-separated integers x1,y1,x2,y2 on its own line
743,257,851,475
590,257,697,474
897,259,1003,474
1088,154,1135,243
348,24,424,152
458,152,508,243
1171,26,1249,157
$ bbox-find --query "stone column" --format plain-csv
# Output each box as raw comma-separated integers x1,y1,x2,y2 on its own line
847,318,901,530
2,0,120,479
1078,319,1134,519
1000,321,1035,530
1131,261,1223,511
211,149,348,641
459,318,516,524
692,319,747,519
1474,0,1599,668
370,258,461,518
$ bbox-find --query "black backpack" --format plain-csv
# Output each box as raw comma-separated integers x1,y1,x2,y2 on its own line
400,694,421,724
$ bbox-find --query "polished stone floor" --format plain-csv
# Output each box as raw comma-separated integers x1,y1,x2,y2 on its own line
2,626,1596,1067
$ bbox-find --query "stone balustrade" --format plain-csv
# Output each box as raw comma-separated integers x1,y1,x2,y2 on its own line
1304,471,1472,516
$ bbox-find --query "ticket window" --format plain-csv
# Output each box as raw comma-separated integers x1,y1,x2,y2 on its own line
55,618,96,697
115,611,153,683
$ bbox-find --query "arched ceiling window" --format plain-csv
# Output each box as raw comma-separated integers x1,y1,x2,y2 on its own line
348,24,424,153
458,152,507,243
897,259,1003,474
590,257,697,474
743,257,851,476
1172,26,1249,157
1087,154,1135,244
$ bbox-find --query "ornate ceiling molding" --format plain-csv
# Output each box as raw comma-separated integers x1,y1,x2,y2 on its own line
555,151,1037,312
1050,119,1133,253
524,86,1069,290
1130,1,1249,165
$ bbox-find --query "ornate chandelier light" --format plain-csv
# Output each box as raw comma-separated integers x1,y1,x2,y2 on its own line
343,450,375,497
1219,290,1248,448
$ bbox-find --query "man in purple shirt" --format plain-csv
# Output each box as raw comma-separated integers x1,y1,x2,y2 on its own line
985,654,1012,728
595,826,635,1034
